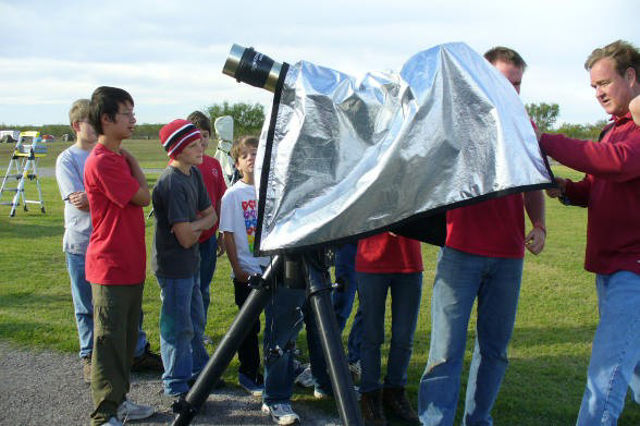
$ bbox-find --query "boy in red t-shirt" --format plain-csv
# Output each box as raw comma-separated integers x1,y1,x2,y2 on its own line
356,232,423,425
186,111,227,325
84,86,154,426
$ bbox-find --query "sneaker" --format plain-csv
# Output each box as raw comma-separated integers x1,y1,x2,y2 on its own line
382,387,419,424
292,359,306,377
349,360,362,383
131,343,164,372
82,356,92,384
100,417,123,426
294,366,314,388
116,398,154,421
261,402,300,425
238,372,264,397
313,386,332,400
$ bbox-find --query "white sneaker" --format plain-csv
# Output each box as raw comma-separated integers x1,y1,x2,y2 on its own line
294,366,314,388
100,417,122,426
116,398,154,421
261,402,300,425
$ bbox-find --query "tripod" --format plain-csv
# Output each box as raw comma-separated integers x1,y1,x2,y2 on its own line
172,250,363,426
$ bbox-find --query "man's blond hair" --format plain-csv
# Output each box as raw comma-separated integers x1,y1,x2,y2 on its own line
68,99,91,131
584,40,640,83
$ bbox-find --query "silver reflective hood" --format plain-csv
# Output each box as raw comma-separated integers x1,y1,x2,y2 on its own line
255,42,553,255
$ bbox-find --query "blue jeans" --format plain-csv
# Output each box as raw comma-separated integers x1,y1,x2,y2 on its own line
263,286,306,404
199,236,218,322
332,243,362,363
157,274,209,396
577,271,640,425
358,272,422,393
65,252,149,359
418,247,523,426
358,271,422,393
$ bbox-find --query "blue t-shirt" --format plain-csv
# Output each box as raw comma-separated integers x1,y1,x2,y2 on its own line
55,145,92,254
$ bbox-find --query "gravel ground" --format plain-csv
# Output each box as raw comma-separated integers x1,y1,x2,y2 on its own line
0,341,340,425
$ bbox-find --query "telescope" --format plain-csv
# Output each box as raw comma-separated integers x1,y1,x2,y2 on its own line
222,44,283,93
172,42,554,425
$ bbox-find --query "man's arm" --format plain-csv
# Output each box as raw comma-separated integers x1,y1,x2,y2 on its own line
539,132,640,182
68,191,90,211
171,206,217,249
523,190,546,255
223,232,249,283
121,149,150,206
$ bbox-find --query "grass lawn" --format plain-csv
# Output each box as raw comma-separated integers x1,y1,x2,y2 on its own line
1,140,639,424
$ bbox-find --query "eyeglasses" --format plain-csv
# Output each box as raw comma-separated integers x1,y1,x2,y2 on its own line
116,111,136,120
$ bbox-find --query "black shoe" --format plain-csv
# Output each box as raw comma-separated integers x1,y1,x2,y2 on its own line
131,343,164,372
361,389,388,426
382,386,419,424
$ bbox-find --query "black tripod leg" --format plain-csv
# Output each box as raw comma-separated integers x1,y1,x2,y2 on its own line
302,253,364,426
172,255,282,426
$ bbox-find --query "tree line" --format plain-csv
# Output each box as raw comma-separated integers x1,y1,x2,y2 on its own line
0,101,605,142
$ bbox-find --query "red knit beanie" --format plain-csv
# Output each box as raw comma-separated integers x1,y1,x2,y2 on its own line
159,119,201,159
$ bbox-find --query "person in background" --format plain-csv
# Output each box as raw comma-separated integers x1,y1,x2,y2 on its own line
56,99,163,386
358,232,423,425
418,47,546,426
186,111,227,327
219,136,266,397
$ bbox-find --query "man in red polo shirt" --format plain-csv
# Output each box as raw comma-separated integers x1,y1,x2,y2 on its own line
85,86,154,426
418,47,546,426
539,40,640,425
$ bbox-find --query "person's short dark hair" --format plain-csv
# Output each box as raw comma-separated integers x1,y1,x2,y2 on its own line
484,46,527,71
186,110,212,135
89,86,134,135
584,40,640,83
230,135,259,163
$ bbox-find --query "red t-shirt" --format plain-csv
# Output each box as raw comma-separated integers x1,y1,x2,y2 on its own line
84,144,146,285
445,193,525,258
355,233,423,273
197,155,227,242
540,113,640,275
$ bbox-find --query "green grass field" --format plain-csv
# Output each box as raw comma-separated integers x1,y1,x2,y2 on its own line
1,140,639,424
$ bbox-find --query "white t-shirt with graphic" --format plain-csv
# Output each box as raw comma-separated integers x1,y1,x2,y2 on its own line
219,180,270,277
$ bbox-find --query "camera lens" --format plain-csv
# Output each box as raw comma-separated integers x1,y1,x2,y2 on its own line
223,44,283,93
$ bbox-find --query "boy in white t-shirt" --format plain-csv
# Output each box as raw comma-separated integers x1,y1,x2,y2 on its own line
219,136,267,397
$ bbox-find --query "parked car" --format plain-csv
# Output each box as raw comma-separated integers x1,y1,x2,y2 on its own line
0,130,20,143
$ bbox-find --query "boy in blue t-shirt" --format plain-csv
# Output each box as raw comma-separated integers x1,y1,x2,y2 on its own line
152,119,217,397
55,99,162,385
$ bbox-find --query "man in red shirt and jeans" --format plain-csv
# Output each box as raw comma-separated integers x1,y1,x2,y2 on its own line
539,40,640,425
85,86,154,426
418,47,546,426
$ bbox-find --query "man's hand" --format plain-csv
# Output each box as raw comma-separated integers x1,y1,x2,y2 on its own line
524,226,545,255
216,233,226,257
546,177,567,199
234,270,250,283
68,191,89,211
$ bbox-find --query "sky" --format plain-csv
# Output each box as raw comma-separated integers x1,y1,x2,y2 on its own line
1,0,638,127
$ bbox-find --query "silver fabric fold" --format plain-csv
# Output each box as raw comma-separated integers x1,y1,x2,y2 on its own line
255,42,552,254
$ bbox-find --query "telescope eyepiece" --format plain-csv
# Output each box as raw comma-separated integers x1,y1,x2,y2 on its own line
223,44,283,93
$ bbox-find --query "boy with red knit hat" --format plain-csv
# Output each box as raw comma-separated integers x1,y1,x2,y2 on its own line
153,119,217,397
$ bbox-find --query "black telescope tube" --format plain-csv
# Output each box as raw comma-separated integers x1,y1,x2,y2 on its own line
222,44,283,93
